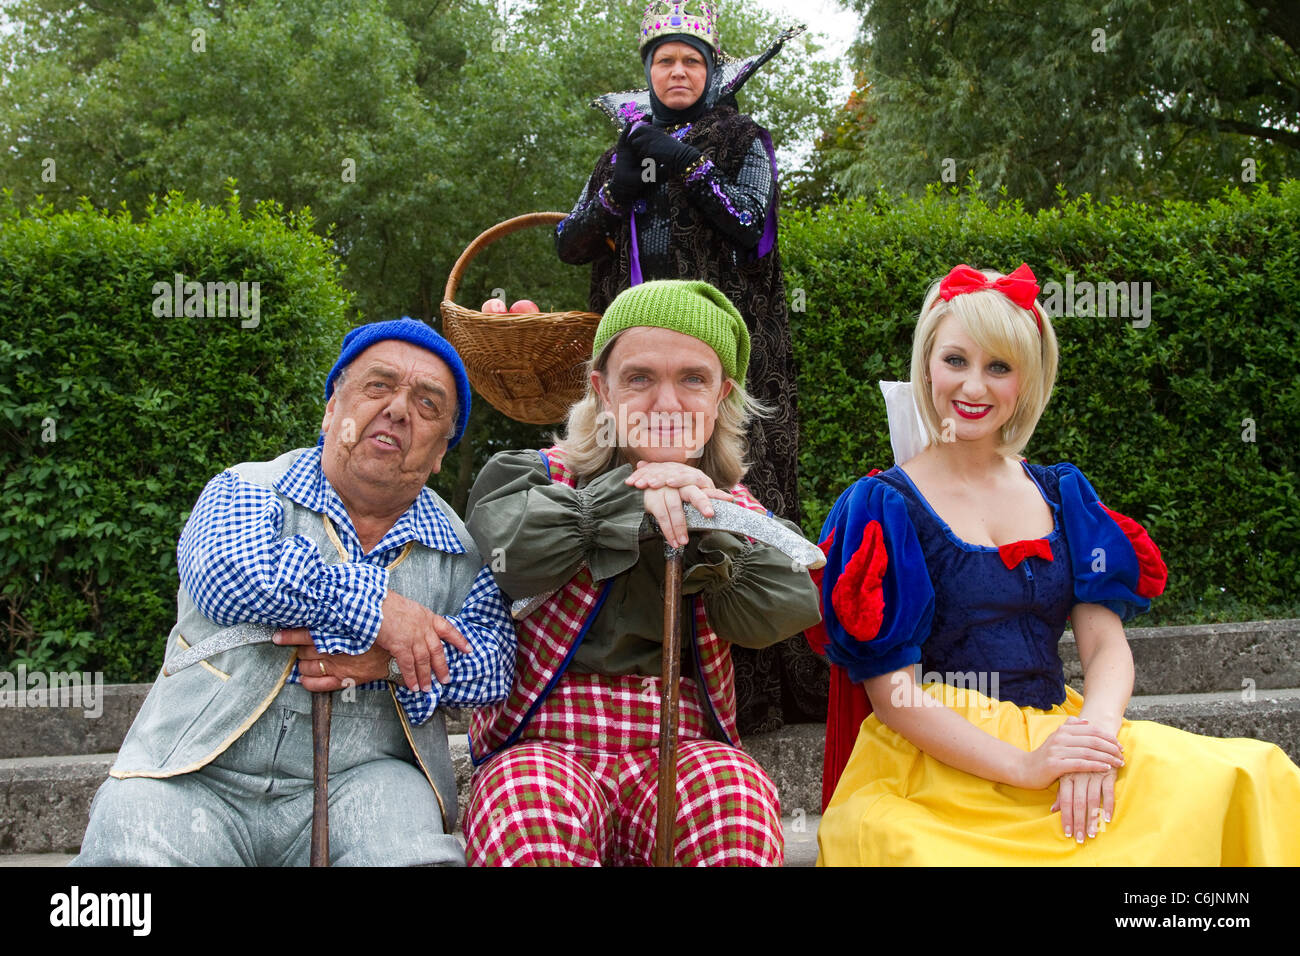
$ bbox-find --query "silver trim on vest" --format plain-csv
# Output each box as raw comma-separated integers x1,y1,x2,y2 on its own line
163,623,275,676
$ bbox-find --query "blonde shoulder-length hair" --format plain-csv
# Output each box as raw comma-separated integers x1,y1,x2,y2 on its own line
554,333,767,488
911,268,1060,457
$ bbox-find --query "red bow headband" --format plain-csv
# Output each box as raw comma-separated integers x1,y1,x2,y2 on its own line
938,263,1043,335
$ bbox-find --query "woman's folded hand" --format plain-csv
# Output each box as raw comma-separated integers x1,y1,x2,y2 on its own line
1052,767,1118,843
1018,716,1124,791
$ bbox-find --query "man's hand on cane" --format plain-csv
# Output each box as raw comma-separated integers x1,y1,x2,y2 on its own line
276,631,389,691
273,591,472,693
627,460,733,548
374,591,471,691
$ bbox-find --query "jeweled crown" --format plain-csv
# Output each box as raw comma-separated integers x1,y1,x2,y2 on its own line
638,1,720,55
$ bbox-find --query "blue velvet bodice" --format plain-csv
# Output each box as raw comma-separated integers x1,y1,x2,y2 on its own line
815,460,1158,712
874,464,1072,709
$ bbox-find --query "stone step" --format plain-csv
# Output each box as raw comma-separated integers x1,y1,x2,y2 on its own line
9,685,1297,857
1125,687,1300,756
0,753,115,855
0,683,150,760
1060,618,1300,696
782,812,820,867
0,852,75,866
5,620,1296,761
741,723,825,821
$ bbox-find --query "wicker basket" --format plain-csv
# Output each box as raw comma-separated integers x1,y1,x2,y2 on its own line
441,212,601,425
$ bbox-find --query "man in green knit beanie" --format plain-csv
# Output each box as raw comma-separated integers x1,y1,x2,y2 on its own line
592,279,751,386
459,279,820,866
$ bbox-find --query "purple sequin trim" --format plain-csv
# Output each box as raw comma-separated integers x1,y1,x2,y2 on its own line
619,101,649,124
712,180,751,224
692,160,752,225
686,157,714,183
598,182,623,216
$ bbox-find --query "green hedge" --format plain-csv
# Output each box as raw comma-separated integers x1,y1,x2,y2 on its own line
784,181,1300,625
1,192,353,680
7,183,1295,681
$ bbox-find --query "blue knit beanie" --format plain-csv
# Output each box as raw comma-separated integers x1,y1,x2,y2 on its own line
324,317,471,448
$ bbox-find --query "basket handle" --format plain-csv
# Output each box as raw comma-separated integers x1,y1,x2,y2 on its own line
443,211,570,306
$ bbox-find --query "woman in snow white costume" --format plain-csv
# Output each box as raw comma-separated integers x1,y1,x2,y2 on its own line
811,264,1300,865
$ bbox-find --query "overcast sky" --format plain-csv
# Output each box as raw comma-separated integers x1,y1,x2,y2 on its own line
753,0,858,95
746,0,860,167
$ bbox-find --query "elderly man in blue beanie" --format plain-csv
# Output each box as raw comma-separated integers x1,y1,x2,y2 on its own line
73,319,515,866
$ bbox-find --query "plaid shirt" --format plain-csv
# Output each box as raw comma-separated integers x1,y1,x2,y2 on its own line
176,446,515,725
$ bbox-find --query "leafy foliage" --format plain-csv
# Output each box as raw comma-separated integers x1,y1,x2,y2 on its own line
784,180,1300,625
828,0,1300,208
0,0,838,511
0,192,353,678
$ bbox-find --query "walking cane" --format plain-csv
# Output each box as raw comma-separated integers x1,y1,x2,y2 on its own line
654,545,685,867
647,506,827,867
310,691,332,866
162,626,336,867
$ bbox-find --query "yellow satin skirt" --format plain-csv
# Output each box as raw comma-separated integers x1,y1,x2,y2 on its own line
817,684,1300,866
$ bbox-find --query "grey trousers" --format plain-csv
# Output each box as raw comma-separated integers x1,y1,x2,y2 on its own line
72,684,464,866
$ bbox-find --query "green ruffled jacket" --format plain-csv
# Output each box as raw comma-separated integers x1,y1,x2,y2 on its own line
465,450,821,677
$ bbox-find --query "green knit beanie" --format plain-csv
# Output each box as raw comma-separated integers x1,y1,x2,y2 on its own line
593,280,750,386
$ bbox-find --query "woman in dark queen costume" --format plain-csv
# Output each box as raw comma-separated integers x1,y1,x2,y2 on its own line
555,2,822,732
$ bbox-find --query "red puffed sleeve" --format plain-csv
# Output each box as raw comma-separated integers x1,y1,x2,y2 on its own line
810,473,934,809
1056,463,1168,621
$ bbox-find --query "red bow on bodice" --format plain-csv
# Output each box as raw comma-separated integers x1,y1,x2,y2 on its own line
997,537,1053,570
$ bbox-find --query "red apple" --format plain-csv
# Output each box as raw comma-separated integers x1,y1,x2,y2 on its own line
509,299,539,313
481,297,508,313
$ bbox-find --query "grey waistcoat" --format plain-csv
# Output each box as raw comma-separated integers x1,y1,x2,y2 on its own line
111,448,479,831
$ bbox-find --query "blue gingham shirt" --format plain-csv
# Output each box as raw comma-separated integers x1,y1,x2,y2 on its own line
176,446,515,725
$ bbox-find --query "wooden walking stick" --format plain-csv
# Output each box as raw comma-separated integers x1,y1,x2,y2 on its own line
310,691,332,867
644,506,827,867
655,545,685,868
160,624,336,866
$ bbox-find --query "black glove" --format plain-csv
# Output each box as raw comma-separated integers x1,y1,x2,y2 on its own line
627,123,703,180
608,125,647,207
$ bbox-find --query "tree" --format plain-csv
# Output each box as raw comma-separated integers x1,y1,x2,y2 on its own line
828,0,1300,208
785,70,876,208
0,0,836,508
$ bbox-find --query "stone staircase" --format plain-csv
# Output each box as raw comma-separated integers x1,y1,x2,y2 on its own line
3,619,1298,866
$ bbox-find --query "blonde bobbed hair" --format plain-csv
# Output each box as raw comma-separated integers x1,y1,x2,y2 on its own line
910,268,1059,457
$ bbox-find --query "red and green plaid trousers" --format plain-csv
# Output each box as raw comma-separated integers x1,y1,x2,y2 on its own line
464,671,783,866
